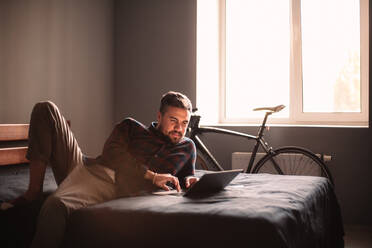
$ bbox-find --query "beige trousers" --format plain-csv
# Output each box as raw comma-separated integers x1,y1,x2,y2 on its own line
28,101,116,248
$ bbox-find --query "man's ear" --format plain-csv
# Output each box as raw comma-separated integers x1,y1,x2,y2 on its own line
157,111,162,124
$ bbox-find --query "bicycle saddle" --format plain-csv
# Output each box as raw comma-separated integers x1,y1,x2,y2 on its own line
253,104,285,113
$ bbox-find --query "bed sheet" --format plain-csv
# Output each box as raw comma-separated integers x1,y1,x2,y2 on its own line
63,172,344,248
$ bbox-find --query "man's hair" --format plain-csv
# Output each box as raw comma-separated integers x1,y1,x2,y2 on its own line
159,91,192,114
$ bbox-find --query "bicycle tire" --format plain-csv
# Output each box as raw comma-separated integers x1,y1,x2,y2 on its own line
195,148,222,171
252,146,334,185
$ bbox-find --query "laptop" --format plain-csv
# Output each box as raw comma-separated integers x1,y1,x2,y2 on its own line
153,169,243,197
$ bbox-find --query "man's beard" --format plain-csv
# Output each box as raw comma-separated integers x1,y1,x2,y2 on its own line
167,130,183,143
157,123,183,143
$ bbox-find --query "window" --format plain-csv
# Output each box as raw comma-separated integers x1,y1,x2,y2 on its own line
197,0,369,126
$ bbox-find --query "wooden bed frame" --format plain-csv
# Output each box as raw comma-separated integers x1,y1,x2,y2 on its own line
0,124,29,166
0,121,71,166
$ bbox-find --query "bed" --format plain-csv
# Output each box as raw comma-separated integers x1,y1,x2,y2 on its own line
0,165,344,248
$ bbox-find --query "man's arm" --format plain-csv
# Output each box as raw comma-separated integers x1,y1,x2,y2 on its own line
175,139,198,189
99,118,148,176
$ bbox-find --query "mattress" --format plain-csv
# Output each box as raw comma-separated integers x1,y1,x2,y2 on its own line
62,172,344,248
0,165,344,248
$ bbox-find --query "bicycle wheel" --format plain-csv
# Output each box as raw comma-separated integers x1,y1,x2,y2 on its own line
195,148,222,171
252,147,334,184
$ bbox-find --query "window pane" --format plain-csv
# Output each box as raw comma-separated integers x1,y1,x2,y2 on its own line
301,0,360,112
196,0,220,123
225,0,290,119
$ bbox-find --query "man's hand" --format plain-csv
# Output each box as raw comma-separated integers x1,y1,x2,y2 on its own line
154,173,181,192
185,176,199,189
145,170,181,192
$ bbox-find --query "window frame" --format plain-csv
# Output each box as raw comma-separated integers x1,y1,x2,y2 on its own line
197,0,369,127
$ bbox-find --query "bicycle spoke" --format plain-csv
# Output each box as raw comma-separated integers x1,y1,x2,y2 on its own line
253,147,333,184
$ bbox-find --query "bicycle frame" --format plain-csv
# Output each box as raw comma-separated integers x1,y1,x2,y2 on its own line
187,112,275,173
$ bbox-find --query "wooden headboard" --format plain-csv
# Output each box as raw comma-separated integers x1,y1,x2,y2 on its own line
0,121,70,166
0,124,29,166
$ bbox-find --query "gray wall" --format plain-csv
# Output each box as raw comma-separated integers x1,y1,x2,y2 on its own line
114,0,372,225
114,0,196,124
0,0,114,156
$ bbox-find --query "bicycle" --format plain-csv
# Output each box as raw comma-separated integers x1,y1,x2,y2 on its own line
186,105,334,185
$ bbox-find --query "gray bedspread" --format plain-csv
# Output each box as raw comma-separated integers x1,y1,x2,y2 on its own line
0,165,344,248
62,172,344,248
0,164,57,201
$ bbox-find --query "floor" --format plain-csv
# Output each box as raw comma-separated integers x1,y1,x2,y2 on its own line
344,225,372,248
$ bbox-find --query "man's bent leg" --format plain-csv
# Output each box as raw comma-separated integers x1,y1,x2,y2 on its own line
25,160,47,200
2,102,83,210
26,101,84,185
31,164,116,248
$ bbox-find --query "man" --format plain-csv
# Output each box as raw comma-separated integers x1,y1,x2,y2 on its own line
2,91,198,248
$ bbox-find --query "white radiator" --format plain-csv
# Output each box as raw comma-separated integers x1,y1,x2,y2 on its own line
232,152,266,170
232,152,332,176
